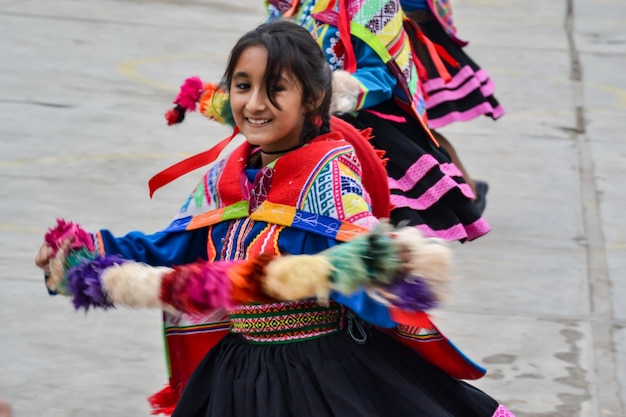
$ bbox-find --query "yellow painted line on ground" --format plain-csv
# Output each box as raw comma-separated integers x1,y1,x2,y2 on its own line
0,222,44,235
587,82,626,109
116,53,228,91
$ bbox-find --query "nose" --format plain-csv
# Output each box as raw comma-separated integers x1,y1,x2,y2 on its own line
246,87,267,113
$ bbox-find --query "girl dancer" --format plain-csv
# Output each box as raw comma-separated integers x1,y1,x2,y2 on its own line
402,0,505,212
265,0,491,240
36,21,514,417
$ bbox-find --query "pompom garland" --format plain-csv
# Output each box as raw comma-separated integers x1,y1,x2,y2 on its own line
324,223,401,293
67,255,124,311
48,246,97,294
228,255,275,305
390,227,452,302
263,255,334,305
44,218,95,257
51,225,452,316
370,275,438,311
161,261,237,314
101,262,172,310
44,219,97,293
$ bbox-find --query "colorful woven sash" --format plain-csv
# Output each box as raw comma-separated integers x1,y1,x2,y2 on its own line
229,300,345,344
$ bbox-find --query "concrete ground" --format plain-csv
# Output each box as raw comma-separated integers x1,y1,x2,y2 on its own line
0,0,624,416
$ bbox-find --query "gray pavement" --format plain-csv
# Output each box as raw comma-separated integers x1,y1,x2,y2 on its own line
0,0,625,416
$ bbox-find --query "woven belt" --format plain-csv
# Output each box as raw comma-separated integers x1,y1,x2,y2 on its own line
229,300,345,344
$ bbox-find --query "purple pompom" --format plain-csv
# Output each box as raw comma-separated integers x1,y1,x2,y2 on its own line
66,255,126,311
384,275,437,311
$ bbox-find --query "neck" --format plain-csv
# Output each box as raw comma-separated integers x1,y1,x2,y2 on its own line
260,143,304,155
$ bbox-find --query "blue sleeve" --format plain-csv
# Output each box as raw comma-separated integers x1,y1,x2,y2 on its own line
314,24,396,111
98,228,209,266
351,37,397,110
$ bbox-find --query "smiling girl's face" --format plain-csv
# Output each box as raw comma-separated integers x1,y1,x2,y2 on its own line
229,46,308,157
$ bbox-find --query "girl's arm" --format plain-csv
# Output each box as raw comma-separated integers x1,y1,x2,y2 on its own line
39,219,209,295
95,228,209,266
314,25,397,113
347,38,398,111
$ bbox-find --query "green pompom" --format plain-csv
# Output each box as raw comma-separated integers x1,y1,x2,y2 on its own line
323,224,401,294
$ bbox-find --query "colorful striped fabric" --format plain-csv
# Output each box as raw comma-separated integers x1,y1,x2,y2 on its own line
165,200,370,243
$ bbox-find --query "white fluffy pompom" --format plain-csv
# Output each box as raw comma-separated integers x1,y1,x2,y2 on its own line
101,262,174,310
391,227,453,301
263,255,334,306
330,70,360,114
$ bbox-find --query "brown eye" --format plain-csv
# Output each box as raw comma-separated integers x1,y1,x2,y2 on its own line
235,82,250,90
270,84,285,93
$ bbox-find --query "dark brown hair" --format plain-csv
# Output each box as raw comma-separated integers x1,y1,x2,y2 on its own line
222,21,332,142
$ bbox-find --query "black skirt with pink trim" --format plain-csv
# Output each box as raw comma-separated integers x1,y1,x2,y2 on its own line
340,101,490,242
407,11,505,129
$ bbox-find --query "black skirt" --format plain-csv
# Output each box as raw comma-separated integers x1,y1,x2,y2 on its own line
172,328,503,417
406,10,505,129
340,101,490,242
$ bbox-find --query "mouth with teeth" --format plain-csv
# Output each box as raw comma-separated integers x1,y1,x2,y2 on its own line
246,118,271,125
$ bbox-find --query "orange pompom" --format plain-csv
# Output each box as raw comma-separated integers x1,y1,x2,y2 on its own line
229,254,276,304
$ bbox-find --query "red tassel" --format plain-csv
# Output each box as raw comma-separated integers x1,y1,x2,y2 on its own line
165,107,183,126
148,384,179,416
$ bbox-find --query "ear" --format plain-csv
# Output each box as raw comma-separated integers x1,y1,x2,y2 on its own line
305,91,326,113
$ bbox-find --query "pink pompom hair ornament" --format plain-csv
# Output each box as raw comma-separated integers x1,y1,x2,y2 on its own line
165,77,234,127
165,76,204,125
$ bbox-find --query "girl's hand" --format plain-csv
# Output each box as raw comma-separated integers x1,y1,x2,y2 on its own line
35,243,53,270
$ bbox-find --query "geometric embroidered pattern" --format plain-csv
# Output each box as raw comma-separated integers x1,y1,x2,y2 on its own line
229,300,344,344
302,162,339,218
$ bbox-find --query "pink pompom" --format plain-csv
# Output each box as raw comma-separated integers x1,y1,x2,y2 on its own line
173,77,204,112
44,219,95,257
